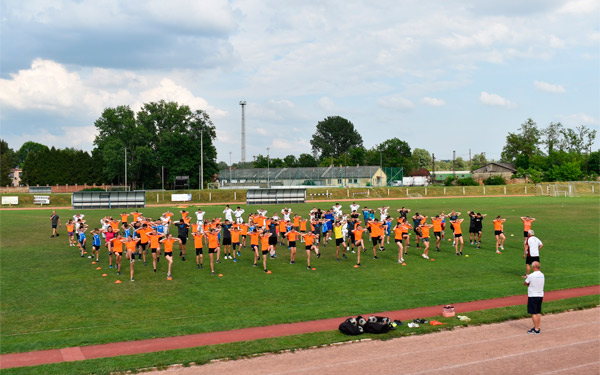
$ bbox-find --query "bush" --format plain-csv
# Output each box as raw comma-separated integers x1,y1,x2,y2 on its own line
484,176,506,185
81,187,105,191
457,177,479,186
444,176,456,186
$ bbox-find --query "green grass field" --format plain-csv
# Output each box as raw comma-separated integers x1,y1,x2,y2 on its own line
0,196,598,358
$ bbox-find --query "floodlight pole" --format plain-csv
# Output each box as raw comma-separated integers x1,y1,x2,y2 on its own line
267,147,270,188
200,129,204,190
124,148,127,190
229,151,232,187
240,101,246,163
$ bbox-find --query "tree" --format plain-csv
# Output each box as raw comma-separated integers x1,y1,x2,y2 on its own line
297,153,318,167
542,122,564,154
310,116,363,159
283,155,298,167
16,141,49,168
366,138,413,171
411,148,431,169
501,118,542,163
253,155,268,168
471,153,487,171
545,162,582,181
0,140,16,186
560,125,597,154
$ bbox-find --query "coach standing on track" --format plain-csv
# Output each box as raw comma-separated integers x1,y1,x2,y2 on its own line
524,230,543,277
524,261,544,334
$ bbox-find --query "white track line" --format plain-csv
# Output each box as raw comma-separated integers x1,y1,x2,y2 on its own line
536,362,600,374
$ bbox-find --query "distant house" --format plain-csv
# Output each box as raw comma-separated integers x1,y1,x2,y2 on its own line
408,168,431,177
9,168,21,187
472,163,517,181
218,166,387,187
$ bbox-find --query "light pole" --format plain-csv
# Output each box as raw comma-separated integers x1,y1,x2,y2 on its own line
199,129,204,190
267,147,270,188
229,151,232,187
124,147,127,190
240,101,246,163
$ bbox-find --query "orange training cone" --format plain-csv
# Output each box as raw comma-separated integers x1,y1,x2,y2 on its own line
115,280,122,284
218,274,223,277
102,274,107,277
96,267,101,270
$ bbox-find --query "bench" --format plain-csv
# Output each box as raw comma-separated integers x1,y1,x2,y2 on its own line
33,195,50,205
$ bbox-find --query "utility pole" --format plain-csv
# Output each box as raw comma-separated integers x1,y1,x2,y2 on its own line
200,129,204,190
267,147,270,188
161,166,164,191
124,148,127,190
453,150,456,178
469,148,472,171
239,101,246,163
432,153,436,184
229,151,232,187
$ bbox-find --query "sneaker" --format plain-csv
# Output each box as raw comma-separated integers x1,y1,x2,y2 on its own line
400,258,404,262
336,258,340,262
459,251,463,256
422,254,429,259
96,259,99,262
270,255,275,259
216,259,221,263
200,264,203,269
374,256,378,259
351,250,356,254
51,235,54,238
496,250,501,254
342,254,347,259
500,245,504,250
477,245,480,249
253,263,258,267
80,254,84,257
56,233,59,237
317,253,321,258
182,256,186,261
307,266,311,270
237,251,241,257
265,269,269,273
211,271,215,275
130,278,134,282
452,241,455,246
356,263,361,266
154,269,157,273
527,328,540,335
436,248,440,252
179,251,183,256
233,258,237,263
144,262,147,266
197,264,200,270
117,271,120,275
407,244,411,247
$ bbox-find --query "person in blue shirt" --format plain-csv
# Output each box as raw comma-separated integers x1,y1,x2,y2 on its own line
77,225,88,258
91,228,102,262
323,210,335,244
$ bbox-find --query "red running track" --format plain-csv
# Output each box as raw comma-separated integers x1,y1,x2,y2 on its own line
1,285,598,370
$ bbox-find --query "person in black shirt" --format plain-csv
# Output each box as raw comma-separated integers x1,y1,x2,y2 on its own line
222,221,234,261
174,219,189,261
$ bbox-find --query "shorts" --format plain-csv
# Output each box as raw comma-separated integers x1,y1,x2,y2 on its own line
524,231,529,238
495,230,503,236
402,233,409,239
454,233,462,238
336,238,343,246
305,245,312,250
93,245,100,251
241,235,247,239
164,252,173,258
114,251,122,256
151,248,158,254
526,256,540,265
222,238,232,246
527,296,543,314
140,242,147,250
68,232,74,237
268,236,277,246
232,242,239,249
413,229,420,235
208,247,216,254
52,224,57,229
371,237,379,246
251,245,258,252
434,231,441,239
179,236,187,245
422,238,429,242
262,250,269,255
289,241,296,247
195,248,203,256
395,239,402,243
441,223,446,230
469,227,477,234
475,227,483,233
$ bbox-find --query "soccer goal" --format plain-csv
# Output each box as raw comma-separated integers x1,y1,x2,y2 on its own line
550,184,578,197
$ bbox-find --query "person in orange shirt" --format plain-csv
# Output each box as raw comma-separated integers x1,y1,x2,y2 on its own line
293,215,301,231
180,210,189,220
520,216,536,251
249,228,261,266
278,220,288,246
137,224,152,267
400,218,412,252
419,222,434,259
451,218,465,255
285,228,300,264
393,222,404,263
203,228,221,275
259,231,273,273
231,225,241,259
431,215,443,252
147,229,165,273
300,231,320,270
239,221,249,248
130,210,142,223
66,220,76,247
353,225,365,266
124,236,140,281
120,212,129,224
110,233,125,276
192,230,205,270
160,234,181,280
493,216,507,253
368,219,384,259
299,218,308,233
110,219,121,233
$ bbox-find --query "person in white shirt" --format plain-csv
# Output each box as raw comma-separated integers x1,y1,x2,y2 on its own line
332,203,342,217
524,261,545,334
379,206,389,221
223,205,233,222
195,209,206,224
234,207,245,223
281,208,292,222
349,202,360,214
524,230,544,277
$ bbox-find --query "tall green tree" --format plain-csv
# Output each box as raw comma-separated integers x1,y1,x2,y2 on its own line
411,148,431,169
310,116,363,159
0,140,16,186
297,153,318,167
366,138,413,171
16,141,49,168
501,118,542,165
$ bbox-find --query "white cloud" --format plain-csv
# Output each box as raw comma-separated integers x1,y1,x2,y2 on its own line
559,113,598,125
256,128,269,136
421,97,446,106
479,91,516,108
534,80,566,93
271,137,311,152
558,0,599,13
377,95,415,111
318,96,335,111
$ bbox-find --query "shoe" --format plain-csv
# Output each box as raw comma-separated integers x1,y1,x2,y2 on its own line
144,262,147,266
270,255,275,259
197,264,200,270
307,266,311,270
477,245,480,249
404,251,408,255
167,276,172,280
459,252,463,256
373,256,378,259
253,263,258,267
233,258,237,263
416,246,421,249
422,254,429,259
436,248,440,252
400,258,404,262
351,250,356,254
500,245,504,250
87,255,92,259
51,235,54,238
130,278,134,282
342,254,347,259
237,251,241,257
117,271,120,275
527,328,540,335
179,251,182,256
211,271,215,275
336,258,340,261
216,259,221,263
452,242,455,246
182,256,186,261
200,264,203,269
407,244,411,247
265,269,269,273
317,253,321,258
80,254,84,257
154,269,157,273
356,263,361,266
496,250,501,254
96,259,99,262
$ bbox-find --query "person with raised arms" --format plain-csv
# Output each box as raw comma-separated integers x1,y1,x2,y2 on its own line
493,216,506,254
160,234,181,280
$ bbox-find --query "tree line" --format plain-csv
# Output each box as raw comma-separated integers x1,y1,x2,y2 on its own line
1,111,597,187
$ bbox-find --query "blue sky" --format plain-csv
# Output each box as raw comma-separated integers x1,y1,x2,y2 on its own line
1,0,598,163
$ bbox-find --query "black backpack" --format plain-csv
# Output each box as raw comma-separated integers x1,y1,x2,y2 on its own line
339,318,363,336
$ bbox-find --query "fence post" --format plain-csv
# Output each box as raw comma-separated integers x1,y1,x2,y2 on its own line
444,187,446,195
234,191,237,200
425,187,427,196
209,192,212,201
347,189,349,197
483,186,485,195
525,185,527,194
157,194,159,203
406,188,408,196
367,190,370,197
463,187,465,195
593,185,595,193
387,188,389,196
504,186,506,195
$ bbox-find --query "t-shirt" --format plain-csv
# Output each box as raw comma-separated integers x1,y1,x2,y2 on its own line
162,238,176,253
222,224,231,239
111,238,124,253
286,231,298,241
206,232,219,249
250,232,260,246
121,214,129,223
192,233,203,248
138,227,151,244
51,214,60,226
527,236,543,257
523,219,534,231
452,221,462,235
125,241,137,252
526,271,545,297
431,218,442,232
493,219,503,231
333,225,343,239
148,234,162,249
421,226,430,238
304,233,315,246
176,223,189,238
195,211,205,222
260,235,270,251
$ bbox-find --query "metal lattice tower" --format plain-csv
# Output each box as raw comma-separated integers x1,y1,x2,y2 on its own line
239,101,247,163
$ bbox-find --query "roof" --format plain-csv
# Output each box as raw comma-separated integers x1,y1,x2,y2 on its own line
219,166,383,180
408,168,430,177
472,162,517,174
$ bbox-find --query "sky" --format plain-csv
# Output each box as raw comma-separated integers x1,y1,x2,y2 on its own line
1,0,598,164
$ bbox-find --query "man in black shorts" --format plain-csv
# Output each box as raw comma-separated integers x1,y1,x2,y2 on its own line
221,220,233,260
268,218,278,259
50,210,61,238
174,219,189,261
524,261,545,334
